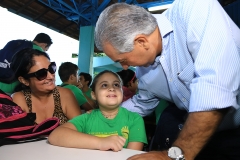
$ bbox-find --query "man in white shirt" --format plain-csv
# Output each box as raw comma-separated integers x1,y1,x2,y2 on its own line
94,0,240,159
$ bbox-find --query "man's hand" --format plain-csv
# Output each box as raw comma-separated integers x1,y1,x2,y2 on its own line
97,135,126,152
76,81,83,89
127,151,171,160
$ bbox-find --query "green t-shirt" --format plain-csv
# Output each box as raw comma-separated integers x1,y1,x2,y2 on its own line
155,99,169,123
69,107,148,148
33,43,43,51
83,88,92,99
60,83,87,107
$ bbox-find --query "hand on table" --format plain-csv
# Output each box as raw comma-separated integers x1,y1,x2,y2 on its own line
127,151,171,160
98,135,126,152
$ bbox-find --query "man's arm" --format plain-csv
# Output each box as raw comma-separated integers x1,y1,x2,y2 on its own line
173,110,226,160
81,101,94,111
127,110,227,160
83,93,97,108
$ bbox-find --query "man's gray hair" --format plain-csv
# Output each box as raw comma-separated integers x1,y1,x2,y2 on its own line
94,3,158,53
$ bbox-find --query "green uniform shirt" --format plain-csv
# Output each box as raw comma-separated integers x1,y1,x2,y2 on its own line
69,107,148,148
33,43,43,51
60,83,87,107
83,88,93,99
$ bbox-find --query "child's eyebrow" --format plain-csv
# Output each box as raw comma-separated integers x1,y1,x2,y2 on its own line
98,80,120,85
99,81,108,85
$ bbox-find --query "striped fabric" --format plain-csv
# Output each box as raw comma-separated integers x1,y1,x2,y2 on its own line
122,0,240,130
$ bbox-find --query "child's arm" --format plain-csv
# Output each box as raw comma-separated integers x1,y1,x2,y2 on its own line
48,122,126,151
127,142,144,150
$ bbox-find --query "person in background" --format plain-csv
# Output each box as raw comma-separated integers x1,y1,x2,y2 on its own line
58,62,94,112
48,70,147,151
94,1,240,160
11,48,81,125
116,69,138,102
0,32,53,95
78,72,96,108
32,33,53,52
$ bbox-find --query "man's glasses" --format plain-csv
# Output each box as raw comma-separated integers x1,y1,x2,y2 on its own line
24,62,56,81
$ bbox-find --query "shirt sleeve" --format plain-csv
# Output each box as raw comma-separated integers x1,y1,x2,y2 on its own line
184,0,240,111
68,114,87,131
121,83,159,117
121,65,164,117
128,114,148,144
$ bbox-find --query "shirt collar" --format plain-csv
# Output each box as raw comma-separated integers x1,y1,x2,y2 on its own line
152,14,173,38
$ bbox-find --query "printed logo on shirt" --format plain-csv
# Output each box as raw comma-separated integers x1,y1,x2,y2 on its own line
92,131,118,138
121,126,129,140
0,59,11,69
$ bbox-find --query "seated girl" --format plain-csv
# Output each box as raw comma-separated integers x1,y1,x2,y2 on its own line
48,70,147,151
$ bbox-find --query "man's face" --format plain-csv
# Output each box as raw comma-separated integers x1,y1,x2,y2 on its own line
71,71,79,86
102,30,162,69
42,44,50,52
102,43,155,70
79,75,87,87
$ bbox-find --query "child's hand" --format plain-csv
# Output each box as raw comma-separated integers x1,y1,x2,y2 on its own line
98,135,126,152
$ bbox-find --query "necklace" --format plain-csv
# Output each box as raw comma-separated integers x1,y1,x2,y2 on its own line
101,110,119,119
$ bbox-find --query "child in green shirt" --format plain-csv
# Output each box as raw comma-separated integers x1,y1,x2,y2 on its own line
49,70,147,151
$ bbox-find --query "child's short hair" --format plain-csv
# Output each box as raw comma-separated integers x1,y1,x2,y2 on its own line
58,62,78,82
79,72,92,86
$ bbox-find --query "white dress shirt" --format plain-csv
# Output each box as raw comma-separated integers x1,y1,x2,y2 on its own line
122,0,240,131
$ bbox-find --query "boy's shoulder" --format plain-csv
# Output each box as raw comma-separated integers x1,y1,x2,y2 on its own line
61,84,83,92
119,107,142,119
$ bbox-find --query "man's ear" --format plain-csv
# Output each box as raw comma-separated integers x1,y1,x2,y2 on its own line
70,74,74,80
91,91,96,100
18,76,29,86
134,35,149,50
86,80,90,86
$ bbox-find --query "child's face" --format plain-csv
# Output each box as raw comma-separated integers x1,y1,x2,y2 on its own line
91,72,123,110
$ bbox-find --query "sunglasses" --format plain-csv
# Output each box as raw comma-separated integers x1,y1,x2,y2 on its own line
24,62,56,81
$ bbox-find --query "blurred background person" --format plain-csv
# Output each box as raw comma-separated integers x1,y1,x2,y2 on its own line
58,62,94,112
79,72,96,108
116,69,138,102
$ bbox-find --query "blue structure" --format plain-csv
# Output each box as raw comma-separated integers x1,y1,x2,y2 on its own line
38,0,240,75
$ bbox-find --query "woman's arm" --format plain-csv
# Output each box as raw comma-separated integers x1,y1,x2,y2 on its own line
127,142,144,151
48,122,126,151
12,91,29,112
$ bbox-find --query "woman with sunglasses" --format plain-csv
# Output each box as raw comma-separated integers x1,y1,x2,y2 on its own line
116,69,138,102
11,48,81,125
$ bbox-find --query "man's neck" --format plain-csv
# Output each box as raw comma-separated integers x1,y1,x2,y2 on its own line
82,86,90,92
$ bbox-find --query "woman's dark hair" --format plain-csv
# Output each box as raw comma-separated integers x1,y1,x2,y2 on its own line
91,70,122,92
116,69,136,87
11,48,50,91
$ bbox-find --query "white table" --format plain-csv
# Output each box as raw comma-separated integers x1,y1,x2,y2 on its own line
0,139,145,160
